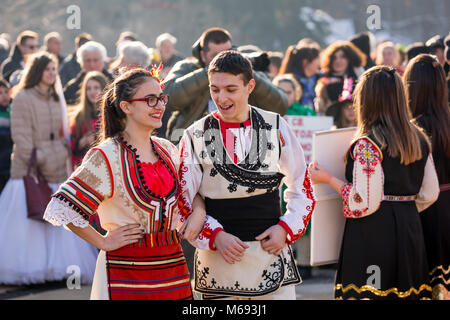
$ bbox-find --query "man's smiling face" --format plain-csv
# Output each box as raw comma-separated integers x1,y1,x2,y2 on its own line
209,71,255,123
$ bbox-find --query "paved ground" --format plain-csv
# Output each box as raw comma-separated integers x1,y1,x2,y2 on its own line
0,266,336,300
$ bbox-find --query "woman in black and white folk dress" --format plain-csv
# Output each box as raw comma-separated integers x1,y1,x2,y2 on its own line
404,54,450,300
309,66,439,300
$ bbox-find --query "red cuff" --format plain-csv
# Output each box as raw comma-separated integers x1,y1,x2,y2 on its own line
209,227,224,251
278,220,295,245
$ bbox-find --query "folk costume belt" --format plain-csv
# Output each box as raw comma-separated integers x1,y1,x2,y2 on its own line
205,190,281,242
383,195,417,202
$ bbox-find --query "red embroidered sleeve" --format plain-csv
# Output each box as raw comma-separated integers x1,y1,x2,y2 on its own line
279,168,316,245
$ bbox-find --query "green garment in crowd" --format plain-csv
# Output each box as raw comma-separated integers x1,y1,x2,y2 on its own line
285,102,316,116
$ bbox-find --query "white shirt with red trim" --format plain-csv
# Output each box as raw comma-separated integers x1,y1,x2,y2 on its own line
178,106,316,250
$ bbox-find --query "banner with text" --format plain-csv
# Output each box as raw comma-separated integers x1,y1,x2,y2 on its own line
283,116,334,163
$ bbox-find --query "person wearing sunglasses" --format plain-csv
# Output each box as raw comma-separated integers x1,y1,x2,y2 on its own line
1,30,39,83
44,66,203,300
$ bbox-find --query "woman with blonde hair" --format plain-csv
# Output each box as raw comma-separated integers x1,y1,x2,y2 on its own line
375,41,405,75
272,73,315,116
404,54,450,299
0,51,97,285
309,66,439,300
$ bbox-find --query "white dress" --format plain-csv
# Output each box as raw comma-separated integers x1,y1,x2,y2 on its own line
0,179,98,285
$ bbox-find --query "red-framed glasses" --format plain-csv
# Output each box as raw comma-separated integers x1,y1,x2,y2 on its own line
125,94,169,108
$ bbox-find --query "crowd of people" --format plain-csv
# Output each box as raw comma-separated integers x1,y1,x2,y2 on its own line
0,25,448,300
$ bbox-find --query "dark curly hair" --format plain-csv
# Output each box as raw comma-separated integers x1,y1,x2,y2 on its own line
321,41,366,76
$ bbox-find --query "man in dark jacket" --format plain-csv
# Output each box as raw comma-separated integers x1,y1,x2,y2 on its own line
162,27,289,142
59,33,92,87
63,40,113,105
0,30,39,83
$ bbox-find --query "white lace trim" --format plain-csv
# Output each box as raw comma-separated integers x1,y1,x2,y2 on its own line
44,198,90,228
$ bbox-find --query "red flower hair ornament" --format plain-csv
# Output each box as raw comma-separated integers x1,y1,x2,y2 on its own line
149,63,165,90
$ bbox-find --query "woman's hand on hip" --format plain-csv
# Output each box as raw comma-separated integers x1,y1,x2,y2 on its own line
101,224,144,251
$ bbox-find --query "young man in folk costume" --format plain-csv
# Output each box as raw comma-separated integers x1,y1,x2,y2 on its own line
179,50,316,300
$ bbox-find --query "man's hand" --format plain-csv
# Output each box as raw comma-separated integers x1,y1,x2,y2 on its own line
255,225,288,256
214,231,249,264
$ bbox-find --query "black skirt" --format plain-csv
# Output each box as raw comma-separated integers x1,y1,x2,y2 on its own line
334,200,432,300
420,188,450,300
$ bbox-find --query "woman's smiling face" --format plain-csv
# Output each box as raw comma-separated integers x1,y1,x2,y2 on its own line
121,77,166,131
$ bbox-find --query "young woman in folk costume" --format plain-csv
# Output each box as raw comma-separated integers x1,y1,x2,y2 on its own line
44,65,203,300
309,66,440,300
404,54,450,300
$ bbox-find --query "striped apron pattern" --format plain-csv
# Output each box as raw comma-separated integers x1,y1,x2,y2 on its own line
105,230,193,300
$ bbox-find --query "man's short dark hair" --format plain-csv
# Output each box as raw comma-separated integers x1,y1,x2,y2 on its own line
0,77,10,89
208,50,253,85
200,28,232,53
75,33,92,48
406,42,430,61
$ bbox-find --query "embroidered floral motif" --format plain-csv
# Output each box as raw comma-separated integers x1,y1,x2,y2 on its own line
194,246,301,297
195,254,284,296
342,138,383,219
246,186,256,193
353,192,363,203
193,129,204,138
357,139,380,178
198,222,213,240
291,169,316,242
210,168,218,177
227,183,238,193
177,140,192,222
202,108,284,188
342,183,367,218
75,150,109,191
342,183,352,218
